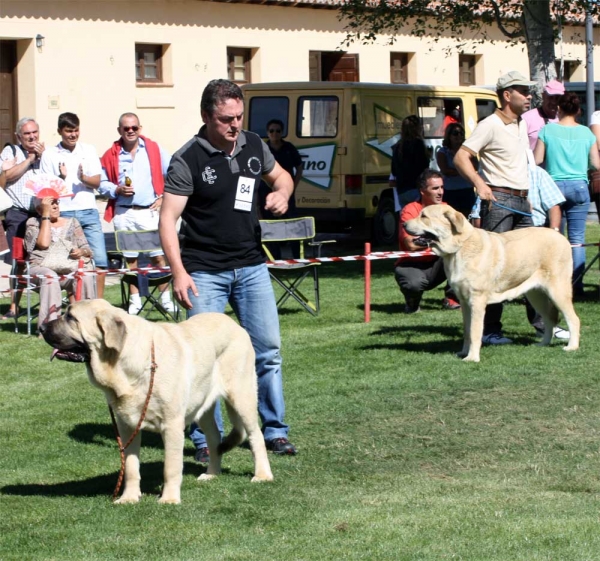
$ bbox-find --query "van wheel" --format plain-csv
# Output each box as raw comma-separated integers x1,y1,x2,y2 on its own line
373,197,398,246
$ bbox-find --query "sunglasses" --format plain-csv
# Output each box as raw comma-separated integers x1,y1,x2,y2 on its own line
122,126,139,132
451,131,464,136
268,129,282,133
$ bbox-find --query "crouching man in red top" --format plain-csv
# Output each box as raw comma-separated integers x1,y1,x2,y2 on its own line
394,169,461,313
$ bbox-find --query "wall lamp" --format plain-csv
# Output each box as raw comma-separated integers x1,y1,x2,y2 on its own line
35,34,45,49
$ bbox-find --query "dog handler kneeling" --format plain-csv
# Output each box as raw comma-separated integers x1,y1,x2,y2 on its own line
395,169,460,313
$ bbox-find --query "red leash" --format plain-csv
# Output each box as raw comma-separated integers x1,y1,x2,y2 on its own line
108,342,157,501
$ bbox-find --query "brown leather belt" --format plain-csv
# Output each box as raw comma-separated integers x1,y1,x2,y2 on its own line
119,205,152,210
490,186,528,198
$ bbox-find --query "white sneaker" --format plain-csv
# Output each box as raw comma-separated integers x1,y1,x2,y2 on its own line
553,326,570,340
534,326,571,340
482,333,513,345
161,301,175,313
128,302,142,315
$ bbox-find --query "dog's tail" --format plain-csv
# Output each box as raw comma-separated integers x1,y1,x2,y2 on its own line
217,401,248,454
218,427,246,454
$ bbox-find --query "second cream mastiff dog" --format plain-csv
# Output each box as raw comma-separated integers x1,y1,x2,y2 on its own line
404,205,580,362
40,299,273,504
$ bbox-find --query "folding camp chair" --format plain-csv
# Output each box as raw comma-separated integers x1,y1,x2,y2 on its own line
107,229,179,321
10,237,91,335
260,217,334,316
10,237,39,335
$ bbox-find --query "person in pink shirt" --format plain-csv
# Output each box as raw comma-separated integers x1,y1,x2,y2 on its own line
522,80,565,151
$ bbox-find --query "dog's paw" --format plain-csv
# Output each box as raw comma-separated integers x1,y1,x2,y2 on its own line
197,473,218,482
563,344,579,352
114,492,141,504
251,474,274,483
158,495,181,505
462,355,480,363
456,351,467,359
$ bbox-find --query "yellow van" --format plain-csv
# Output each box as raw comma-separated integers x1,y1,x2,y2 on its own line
242,82,499,245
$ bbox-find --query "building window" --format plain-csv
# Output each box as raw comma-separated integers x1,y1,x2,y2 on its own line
459,54,476,86
555,59,582,82
136,44,163,83
228,48,252,84
390,52,409,84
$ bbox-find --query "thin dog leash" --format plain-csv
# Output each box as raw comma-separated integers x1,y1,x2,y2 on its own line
491,200,533,217
109,341,157,501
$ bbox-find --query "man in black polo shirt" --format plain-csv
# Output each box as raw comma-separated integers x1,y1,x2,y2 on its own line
159,79,296,463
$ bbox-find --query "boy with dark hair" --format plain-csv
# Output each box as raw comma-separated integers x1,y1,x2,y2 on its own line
40,112,107,297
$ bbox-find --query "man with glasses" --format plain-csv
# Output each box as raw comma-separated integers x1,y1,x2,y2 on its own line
0,117,45,320
260,118,303,219
99,112,174,314
522,80,565,151
159,79,297,463
259,118,304,258
454,70,536,346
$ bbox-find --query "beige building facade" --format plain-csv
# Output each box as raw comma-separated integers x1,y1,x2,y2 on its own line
0,0,597,154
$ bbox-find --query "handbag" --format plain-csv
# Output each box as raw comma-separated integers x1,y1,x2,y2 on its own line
590,170,600,195
40,238,79,274
0,187,12,214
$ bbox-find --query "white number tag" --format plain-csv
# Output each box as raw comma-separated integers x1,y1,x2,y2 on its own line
234,176,255,212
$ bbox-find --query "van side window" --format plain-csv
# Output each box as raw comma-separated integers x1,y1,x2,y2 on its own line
297,96,338,138
248,96,290,137
417,97,463,138
476,99,497,122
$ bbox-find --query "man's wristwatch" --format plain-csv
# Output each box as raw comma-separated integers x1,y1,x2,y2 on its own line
41,216,51,221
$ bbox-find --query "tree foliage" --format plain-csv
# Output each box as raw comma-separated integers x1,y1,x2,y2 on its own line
339,0,599,89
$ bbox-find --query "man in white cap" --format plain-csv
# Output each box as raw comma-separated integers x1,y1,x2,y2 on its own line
522,79,566,150
454,70,536,346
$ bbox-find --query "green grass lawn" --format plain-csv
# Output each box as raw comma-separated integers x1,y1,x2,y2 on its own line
2,226,600,560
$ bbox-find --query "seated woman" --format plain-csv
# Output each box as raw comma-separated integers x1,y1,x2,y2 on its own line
24,194,95,332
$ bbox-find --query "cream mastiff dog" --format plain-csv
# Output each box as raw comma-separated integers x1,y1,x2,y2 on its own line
40,299,273,504
404,205,580,362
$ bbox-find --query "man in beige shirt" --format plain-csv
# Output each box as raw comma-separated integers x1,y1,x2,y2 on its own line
454,70,536,346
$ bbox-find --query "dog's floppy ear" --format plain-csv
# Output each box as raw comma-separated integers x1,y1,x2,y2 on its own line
96,314,127,353
443,205,466,235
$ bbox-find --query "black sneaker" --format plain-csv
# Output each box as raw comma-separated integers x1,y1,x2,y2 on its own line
266,437,297,456
194,447,210,464
404,296,421,314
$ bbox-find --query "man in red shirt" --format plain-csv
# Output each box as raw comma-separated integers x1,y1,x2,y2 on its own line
395,169,460,313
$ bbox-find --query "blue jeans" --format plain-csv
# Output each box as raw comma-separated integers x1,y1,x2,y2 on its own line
480,191,533,335
188,263,289,449
555,179,590,293
60,208,108,268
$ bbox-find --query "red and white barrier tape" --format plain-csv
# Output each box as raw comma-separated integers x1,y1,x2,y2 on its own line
2,241,598,282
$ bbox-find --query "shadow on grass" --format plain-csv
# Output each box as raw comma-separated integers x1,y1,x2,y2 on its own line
364,322,539,355
68,423,166,449
0,460,209,498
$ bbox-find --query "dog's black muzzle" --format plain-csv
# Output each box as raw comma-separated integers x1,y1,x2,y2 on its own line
404,224,439,247
40,320,91,364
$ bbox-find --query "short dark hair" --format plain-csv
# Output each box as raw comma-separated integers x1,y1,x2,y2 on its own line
57,112,79,130
266,119,284,133
557,91,581,117
417,169,443,191
201,79,244,116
